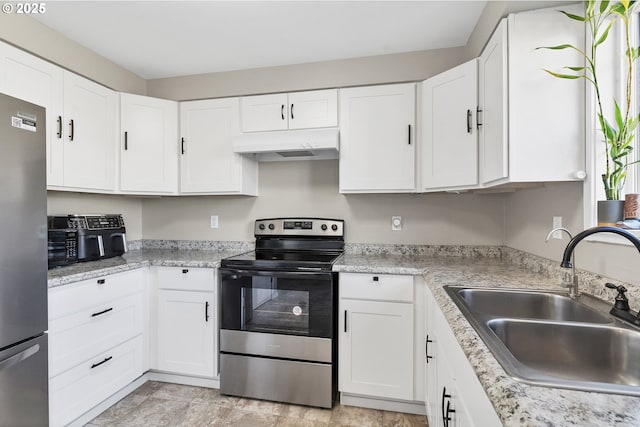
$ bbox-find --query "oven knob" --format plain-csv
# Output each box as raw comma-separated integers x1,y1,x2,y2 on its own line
268,223,275,230
321,224,328,231
331,224,338,231
258,224,265,230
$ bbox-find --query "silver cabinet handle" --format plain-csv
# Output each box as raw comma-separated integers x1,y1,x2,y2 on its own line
97,235,105,257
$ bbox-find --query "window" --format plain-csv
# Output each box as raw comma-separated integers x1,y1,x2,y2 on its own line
583,9,640,243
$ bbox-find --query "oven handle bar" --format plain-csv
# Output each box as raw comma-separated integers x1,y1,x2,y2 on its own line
220,268,333,279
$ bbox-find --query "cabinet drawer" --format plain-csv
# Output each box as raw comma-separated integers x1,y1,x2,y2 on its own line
49,268,145,320
339,273,413,302
156,266,215,291
49,335,143,427
49,292,144,377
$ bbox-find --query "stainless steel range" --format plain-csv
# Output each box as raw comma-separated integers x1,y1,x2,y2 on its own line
219,218,344,408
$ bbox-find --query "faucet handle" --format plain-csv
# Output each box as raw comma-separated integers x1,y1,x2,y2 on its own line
605,283,630,311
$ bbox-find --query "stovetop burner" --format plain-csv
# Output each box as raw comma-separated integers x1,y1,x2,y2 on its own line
221,218,344,271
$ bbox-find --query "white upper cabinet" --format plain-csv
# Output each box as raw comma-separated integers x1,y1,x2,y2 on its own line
287,89,338,129
420,59,479,191
0,41,64,187
120,93,178,194
478,6,585,187
61,72,118,191
478,20,509,185
240,89,337,132
180,98,258,195
339,83,416,193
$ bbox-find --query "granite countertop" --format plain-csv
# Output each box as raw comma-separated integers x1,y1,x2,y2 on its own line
335,252,640,427
49,245,640,425
47,248,249,288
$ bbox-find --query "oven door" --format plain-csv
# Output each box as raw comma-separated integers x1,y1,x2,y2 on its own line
220,268,335,339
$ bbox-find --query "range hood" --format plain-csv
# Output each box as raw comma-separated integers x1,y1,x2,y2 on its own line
233,128,339,162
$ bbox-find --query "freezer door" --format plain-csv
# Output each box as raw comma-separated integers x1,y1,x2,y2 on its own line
0,93,48,349
0,334,49,427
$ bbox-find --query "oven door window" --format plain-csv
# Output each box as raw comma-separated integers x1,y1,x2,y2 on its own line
220,270,333,338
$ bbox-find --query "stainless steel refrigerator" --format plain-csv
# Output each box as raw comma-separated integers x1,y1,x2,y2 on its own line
0,92,49,426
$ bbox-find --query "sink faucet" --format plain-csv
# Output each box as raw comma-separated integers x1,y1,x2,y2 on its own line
561,226,640,298
546,227,579,297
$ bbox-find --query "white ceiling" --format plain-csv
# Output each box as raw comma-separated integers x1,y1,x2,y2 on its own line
34,1,487,80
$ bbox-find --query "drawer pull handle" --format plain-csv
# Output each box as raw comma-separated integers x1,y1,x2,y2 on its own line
91,307,113,318
182,269,189,274
205,301,210,322
426,335,433,363
90,356,112,369
97,279,106,285
372,276,379,282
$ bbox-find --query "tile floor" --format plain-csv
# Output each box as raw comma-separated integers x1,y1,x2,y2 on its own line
86,381,428,427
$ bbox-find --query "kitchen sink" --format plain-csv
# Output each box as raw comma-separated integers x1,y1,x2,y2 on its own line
456,288,611,323
444,286,640,396
488,318,640,394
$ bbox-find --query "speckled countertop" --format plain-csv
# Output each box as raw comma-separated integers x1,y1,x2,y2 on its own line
334,249,640,427
47,248,249,288
48,243,640,426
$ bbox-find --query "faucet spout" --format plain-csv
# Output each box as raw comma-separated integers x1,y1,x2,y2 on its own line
561,226,640,268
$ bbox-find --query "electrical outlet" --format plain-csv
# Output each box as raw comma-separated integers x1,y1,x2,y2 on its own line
391,216,402,231
552,216,562,239
210,215,219,229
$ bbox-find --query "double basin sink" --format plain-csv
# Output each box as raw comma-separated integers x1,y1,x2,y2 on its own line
445,286,640,396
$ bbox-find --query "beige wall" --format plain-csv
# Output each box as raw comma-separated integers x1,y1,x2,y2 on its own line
47,191,144,240
504,183,640,285
0,14,145,94
146,48,466,101
142,161,505,245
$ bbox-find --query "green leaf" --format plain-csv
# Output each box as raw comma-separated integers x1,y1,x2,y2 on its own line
614,100,624,131
543,69,581,79
560,10,587,21
595,20,614,46
600,0,610,13
564,66,586,72
537,44,577,50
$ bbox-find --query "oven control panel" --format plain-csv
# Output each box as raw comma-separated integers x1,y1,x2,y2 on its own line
255,218,344,237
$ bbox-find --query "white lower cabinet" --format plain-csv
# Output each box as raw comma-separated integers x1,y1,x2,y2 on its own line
155,267,216,377
48,269,147,427
339,273,415,401
424,285,501,427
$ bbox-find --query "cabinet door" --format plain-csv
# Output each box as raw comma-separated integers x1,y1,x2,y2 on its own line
240,93,288,132
62,72,117,191
421,60,478,190
156,290,215,377
507,6,584,182
120,93,178,194
288,89,338,130
339,299,413,400
424,286,439,426
478,19,509,185
180,98,257,194
339,83,416,193
0,41,64,187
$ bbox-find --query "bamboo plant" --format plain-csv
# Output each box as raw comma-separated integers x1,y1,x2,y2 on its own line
542,0,639,200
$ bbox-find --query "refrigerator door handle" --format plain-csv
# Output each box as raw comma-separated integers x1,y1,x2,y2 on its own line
0,344,39,372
